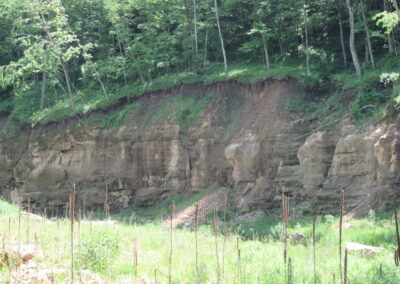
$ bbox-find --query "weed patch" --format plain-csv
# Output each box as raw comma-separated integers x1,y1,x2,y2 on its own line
91,102,142,133
76,230,120,273
146,94,213,128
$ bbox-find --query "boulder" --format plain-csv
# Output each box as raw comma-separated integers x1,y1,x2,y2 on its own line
345,242,384,256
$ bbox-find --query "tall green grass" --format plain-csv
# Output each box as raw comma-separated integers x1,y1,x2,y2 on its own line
0,197,399,283
0,199,19,216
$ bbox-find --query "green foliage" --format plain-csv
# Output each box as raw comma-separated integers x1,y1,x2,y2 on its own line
368,209,377,224
374,11,399,34
0,200,19,216
1,199,400,282
0,0,398,129
76,230,120,273
91,102,142,133
350,89,388,121
281,90,347,132
314,92,347,123
380,72,400,86
229,212,398,250
213,93,245,139
1,118,23,137
0,99,13,114
231,214,281,240
147,93,213,128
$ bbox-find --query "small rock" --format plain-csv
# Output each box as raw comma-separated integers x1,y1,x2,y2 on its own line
90,219,117,226
292,232,305,243
343,223,352,229
345,242,384,256
21,212,45,222
3,244,39,264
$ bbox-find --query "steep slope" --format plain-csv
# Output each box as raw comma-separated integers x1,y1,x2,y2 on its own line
0,78,399,216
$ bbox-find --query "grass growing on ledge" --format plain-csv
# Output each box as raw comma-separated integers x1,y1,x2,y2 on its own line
145,93,213,129
90,101,143,133
6,57,398,129
9,62,311,126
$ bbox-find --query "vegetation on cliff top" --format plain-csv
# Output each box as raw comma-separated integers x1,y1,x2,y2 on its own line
1,0,400,127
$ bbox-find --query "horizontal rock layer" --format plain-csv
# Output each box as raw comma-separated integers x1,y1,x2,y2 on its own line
1,79,399,216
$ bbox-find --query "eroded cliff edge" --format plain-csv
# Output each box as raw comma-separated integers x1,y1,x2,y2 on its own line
1,78,399,216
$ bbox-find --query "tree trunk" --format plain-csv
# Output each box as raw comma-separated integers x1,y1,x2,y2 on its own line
214,0,228,74
204,24,209,68
60,61,75,107
365,40,369,62
304,4,310,76
393,32,398,55
193,0,198,55
39,11,75,107
119,16,146,83
262,34,270,69
346,0,362,75
338,10,348,68
126,45,145,83
392,0,400,18
117,35,127,86
96,72,108,99
279,18,284,55
40,71,47,110
384,0,396,53
360,0,375,69
388,33,395,53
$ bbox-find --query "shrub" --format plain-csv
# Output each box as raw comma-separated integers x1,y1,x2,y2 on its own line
1,118,23,137
92,102,142,132
380,72,399,86
231,215,280,240
146,94,213,129
368,209,377,224
76,230,120,273
350,89,386,120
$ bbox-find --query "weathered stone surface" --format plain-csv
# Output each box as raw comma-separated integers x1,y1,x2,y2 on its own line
298,131,339,193
0,79,399,216
225,133,261,184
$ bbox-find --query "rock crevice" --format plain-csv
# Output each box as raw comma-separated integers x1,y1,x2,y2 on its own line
0,79,399,215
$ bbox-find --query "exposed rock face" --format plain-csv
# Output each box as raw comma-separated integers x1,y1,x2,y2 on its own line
225,133,261,184
0,79,399,215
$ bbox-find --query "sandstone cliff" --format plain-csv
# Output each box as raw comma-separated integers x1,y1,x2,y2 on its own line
1,78,399,216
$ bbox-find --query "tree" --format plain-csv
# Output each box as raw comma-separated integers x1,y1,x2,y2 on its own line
0,0,90,110
193,0,199,56
346,0,362,75
214,0,228,73
247,1,274,69
383,0,396,53
304,2,310,76
360,0,375,69
338,9,348,68
375,1,400,35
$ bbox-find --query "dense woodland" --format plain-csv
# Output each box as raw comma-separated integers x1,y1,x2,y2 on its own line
0,0,400,125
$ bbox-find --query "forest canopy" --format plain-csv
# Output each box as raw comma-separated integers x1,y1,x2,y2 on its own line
0,0,399,124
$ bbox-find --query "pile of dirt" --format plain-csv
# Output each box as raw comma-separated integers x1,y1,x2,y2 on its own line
164,188,228,228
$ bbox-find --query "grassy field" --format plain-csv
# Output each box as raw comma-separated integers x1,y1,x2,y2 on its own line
0,198,400,283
